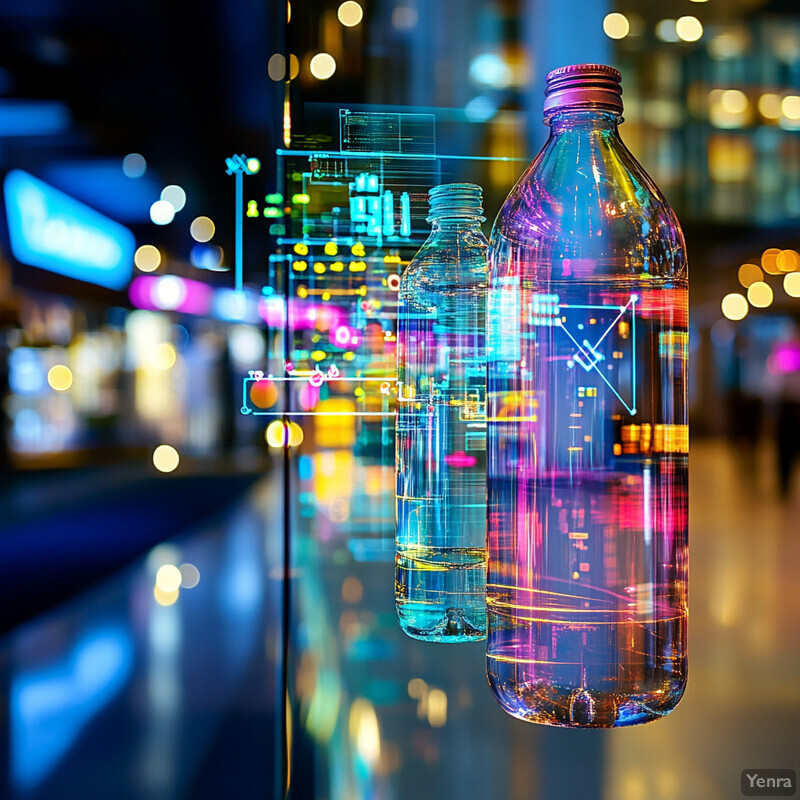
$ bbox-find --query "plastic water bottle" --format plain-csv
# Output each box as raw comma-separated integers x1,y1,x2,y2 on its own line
395,183,489,642
486,65,688,724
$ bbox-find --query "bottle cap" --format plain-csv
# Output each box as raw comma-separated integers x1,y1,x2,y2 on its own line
427,183,485,222
544,63,623,115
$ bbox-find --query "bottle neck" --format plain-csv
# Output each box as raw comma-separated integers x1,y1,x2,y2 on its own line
547,108,621,135
429,216,484,234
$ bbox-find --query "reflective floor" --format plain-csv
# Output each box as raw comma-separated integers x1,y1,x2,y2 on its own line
1,439,798,800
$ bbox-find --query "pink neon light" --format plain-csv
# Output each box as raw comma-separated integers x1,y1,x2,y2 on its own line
444,451,478,468
129,275,213,316
333,325,352,346
768,342,800,375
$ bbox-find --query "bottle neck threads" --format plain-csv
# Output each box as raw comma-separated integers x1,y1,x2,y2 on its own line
543,63,623,117
427,183,485,224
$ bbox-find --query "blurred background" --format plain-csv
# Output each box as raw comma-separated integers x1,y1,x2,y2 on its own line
0,0,799,798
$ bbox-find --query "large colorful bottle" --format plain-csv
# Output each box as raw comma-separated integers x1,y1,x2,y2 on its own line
486,65,688,725
395,183,488,642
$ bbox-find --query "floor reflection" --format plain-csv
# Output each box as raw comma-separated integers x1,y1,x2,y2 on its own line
1,440,798,799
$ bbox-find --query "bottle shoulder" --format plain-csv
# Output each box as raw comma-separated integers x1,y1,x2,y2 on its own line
491,130,686,280
401,229,489,290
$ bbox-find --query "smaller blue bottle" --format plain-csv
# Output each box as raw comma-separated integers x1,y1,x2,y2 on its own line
395,183,488,642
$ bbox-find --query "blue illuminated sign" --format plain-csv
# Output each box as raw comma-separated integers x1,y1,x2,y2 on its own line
4,169,135,290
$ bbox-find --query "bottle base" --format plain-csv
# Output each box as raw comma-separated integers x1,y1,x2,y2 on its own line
487,669,686,727
396,604,486,643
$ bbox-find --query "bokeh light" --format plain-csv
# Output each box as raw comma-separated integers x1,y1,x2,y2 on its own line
180,563,201,589
469,53,512,88
785,272,800,298
268,53,301,80
161,184,186,212
190,216,215,242
265,420,304,448
310,53,336,80
47,364,73,391
154,585,179,606
250,379,278,409
134,244,161,272
156,564,182,593
150,199,175,225
781,95,800,121
392,6,418,30
720,89,747,114
338,1,363,27
153,444,180,473
190,244,224,269
603,13,630,40
708,30,747,60
246,157,261,174
758,93,782,119
656,19,679,43
761,247,781,275
738,263,762,287
721,293,748,321
150,342,177,371
747,281,774,308
777,249,800,272
342,576,363,603
676,16,703,42
122,153,146,178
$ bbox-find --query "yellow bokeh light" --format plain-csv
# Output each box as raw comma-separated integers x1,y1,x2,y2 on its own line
720,89,747,114
783,272,800,297
784,272,800,298
154,585,179,606
738,263,762,287
426,688,448,728
190,216,215,242
47,364,73,391
782,95,800,121
150,342,177,371
269,53,300,81
310,53,336,80
721,293,748,321
324,241,338,256
761,247,781,275
603,12,629,40
134,244,161,272
747,281,773,308
758,93,782,119
153,444,180,473
777,249,800,272
676,16,703,42
338,1,363,26
156,564,182,593
265,421,304,448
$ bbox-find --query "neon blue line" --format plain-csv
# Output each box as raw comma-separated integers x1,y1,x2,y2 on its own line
592,361,635,416
591,300,631,350
558,321,635,415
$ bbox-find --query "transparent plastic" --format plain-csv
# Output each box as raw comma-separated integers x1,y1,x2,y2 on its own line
395,184,489,642
486,105,688,724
